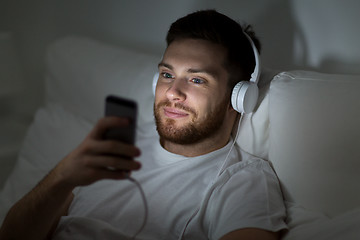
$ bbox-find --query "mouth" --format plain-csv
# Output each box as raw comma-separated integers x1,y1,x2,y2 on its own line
163,107,189,119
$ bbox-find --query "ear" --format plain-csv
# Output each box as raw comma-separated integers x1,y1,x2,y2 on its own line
229,103,237,112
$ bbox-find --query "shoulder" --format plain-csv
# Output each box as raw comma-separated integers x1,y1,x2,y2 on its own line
219,147,277,185
212,156,280,201
204,152,287,239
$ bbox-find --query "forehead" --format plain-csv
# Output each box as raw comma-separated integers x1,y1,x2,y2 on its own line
161,39,228,79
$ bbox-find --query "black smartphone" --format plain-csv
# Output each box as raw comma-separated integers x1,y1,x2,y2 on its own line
104,95,137,144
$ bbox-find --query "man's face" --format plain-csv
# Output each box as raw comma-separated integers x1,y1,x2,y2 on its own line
154,38,233,145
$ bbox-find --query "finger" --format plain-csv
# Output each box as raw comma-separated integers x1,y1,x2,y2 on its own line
86,139,141,158
89,155,142,171
88,117,130,140
92,168,130,181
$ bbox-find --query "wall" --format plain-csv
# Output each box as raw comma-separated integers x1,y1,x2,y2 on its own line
292,0,360,74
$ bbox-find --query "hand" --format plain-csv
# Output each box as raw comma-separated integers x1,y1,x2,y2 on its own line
52,116,142,188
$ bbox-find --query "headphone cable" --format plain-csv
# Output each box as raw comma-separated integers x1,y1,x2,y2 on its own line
127,176,148,240
216,113,244,177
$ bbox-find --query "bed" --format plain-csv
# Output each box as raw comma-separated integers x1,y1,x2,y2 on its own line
0,35,359,239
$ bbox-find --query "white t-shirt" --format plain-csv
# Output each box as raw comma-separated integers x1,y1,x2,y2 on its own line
53,128,287,240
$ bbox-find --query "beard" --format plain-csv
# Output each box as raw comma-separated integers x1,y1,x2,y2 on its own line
154,97,229,145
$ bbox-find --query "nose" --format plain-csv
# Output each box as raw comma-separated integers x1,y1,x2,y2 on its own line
166,78,186,102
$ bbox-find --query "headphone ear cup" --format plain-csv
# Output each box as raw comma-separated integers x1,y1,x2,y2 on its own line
231,81,259,113
152,72,159,96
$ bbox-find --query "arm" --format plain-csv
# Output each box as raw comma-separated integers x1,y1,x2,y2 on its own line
0,170,75,240
0,117,141,240
220,228,279,240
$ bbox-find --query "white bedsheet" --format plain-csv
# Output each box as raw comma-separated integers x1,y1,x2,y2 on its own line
283,202,360,240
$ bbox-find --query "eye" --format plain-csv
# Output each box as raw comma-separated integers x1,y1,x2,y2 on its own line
161,72,174,79
190,78,205,84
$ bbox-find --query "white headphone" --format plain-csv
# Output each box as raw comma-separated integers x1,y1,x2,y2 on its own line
152,32,261,114
231,32,261,113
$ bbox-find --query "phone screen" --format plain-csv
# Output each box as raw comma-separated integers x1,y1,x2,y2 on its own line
104,95,137,144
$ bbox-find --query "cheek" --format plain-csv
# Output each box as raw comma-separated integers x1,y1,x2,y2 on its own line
188,95,212,118
155,84,166,101
198,93,229,117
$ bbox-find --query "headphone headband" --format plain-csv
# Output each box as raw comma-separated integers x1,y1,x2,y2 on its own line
242,31,261,84
230,31,261,113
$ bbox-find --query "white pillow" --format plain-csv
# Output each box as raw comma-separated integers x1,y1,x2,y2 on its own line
268,70,360,217
45,36,161,126
0,104,92,224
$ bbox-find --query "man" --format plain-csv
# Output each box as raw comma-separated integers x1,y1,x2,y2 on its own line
0,10,287,239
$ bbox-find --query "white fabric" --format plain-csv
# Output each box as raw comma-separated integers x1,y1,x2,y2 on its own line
52,131,287,240
0,104,92,224
283,202,360,240
268,70,360,217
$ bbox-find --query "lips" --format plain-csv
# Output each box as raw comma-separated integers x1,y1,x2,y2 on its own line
163,107,189,119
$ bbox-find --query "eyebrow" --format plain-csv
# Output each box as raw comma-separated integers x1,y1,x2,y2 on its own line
158,62,219,78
